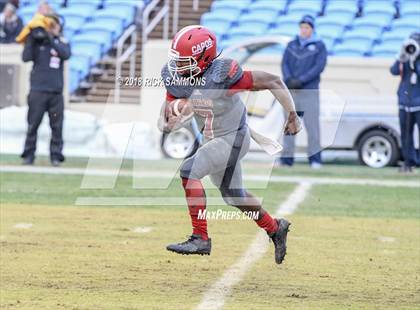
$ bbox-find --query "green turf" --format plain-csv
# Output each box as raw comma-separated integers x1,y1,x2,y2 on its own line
1,157,419,309
298,184,420,219
226,215,420,309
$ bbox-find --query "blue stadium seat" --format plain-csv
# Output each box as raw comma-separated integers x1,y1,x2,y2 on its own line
63,15,86,32
83,18,124,41
58,5,96,20
18,4,37,16
21,12,35,25
239,10,278,24
200,19,231,38
287,0,323,16
400,2,420,17
333,39,373,56
71,30,113,53
71,42,103,64
325,0,359,15
93,8,135,28
227,23,268,37
371,50,396,58
317,25,345,40
352,14,394,30
273,12,307,27
322,37,335,52
67,0,102,7
392,15,420,29
70,69,81,93
269,23,299,37
63,29,75,40
103,2,136,21
201,10,240,24
218,35,250,50
206,7,242,23
316,14,354,28
363,1,396,15
48,0,65,7
249,0,288,13
70,55,91,78
382,28,414,42
343,26,383,41
371,41,399,57
211,0,251,12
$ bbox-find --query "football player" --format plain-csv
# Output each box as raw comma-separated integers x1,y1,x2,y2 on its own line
159,25,301,264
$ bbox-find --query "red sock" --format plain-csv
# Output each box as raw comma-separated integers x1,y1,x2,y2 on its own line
181,177,208,240
255,212,278,235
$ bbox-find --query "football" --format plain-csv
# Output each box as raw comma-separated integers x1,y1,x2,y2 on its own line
167,98,193,118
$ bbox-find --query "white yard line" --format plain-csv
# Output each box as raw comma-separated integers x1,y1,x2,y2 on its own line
1,165,419,188
196,182,312,310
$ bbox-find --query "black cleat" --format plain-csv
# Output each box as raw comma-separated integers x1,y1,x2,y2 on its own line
270,218,291,264
166,234,211,255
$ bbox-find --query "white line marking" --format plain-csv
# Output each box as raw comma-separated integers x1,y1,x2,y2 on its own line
132,227,153,234
14,223,33,229
1,165,418,188
197,182,312,310
378,236,396,243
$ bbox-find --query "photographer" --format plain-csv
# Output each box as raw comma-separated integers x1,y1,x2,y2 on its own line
390,32,420,173
20,15,71,166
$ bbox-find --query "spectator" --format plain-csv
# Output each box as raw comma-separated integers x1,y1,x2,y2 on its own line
0,3,23,43
20,14,71,166
279,15,327,169
390,32,420,173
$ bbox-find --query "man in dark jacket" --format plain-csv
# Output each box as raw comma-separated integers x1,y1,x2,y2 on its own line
279,15,327,169
21,15,71,166
390,32,420,173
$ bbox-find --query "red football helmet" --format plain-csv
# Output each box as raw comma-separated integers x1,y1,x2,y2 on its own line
168,25,217,79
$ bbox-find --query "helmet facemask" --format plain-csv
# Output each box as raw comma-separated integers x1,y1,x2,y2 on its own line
168,49,202,80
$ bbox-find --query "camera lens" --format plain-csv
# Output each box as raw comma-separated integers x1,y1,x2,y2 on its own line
405,44,416,55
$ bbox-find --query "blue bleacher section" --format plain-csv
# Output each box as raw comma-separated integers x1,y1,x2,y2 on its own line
202,0,420,58
18,0,145,93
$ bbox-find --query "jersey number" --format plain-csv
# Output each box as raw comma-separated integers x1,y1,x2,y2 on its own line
195,109,214,139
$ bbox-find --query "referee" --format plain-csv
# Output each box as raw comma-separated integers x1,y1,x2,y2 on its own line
21,15,71,166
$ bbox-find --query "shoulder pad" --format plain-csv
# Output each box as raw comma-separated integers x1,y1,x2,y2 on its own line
207,58,243,87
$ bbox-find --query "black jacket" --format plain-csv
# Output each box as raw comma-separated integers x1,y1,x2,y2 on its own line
22,31,71,93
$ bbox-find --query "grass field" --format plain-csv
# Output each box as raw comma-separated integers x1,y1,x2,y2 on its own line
0,154,419,309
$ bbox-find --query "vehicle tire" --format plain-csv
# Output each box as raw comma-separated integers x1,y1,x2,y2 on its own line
161,127,199,159
357,129,399,168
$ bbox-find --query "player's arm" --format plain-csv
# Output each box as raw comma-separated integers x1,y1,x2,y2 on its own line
235,70,301,135
253,71,301,135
